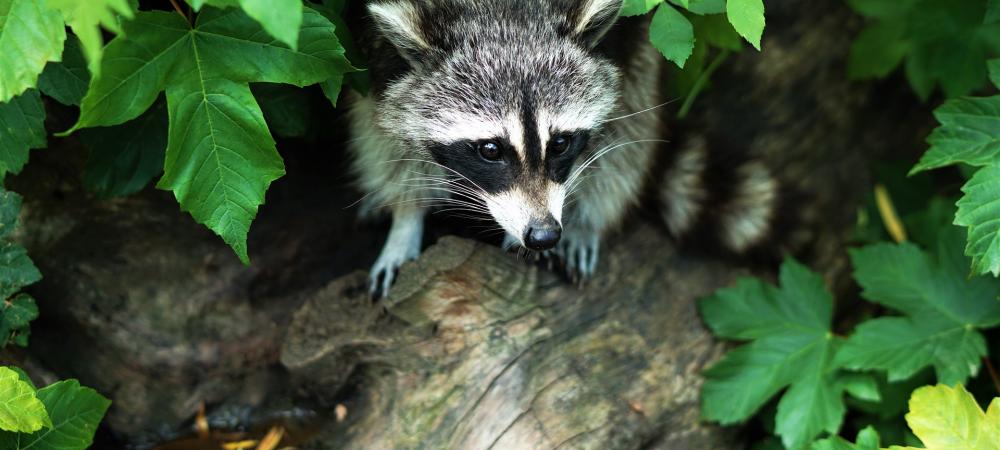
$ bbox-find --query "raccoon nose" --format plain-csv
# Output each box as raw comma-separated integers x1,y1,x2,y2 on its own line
524,223,562,251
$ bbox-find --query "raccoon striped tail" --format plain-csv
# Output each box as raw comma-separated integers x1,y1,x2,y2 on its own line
658,135,812,261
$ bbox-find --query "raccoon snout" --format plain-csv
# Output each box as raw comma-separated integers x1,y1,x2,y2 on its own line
524,217,562,251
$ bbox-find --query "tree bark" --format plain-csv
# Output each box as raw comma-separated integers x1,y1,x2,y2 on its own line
283,228,740,450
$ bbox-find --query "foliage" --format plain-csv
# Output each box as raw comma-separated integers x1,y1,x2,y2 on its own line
846,0,1000,100
701,259,876,448
0,189,40,349
837,229,1000,384
700,225,1000,449
621,0,754,117
0,0,354,264
812,385,1000,450
811,427,880,450
0,90,45,180
621,0,763,68
907,61,1000,277
0,367,49,434
889,384,1000,450
0,367,111,450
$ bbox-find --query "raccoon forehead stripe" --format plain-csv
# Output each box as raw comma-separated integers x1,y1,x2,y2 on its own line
502,113,526,160
520,95,543,166
537,110,552,160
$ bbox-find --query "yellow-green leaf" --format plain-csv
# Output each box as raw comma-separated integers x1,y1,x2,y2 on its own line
0,367,50,433
891,384,1000,450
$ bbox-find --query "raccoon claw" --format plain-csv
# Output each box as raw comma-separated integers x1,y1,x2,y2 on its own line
555,232,600,283
368,241,422,299
369,265,400,300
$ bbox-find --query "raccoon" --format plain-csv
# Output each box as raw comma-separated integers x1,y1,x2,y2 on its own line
348,0,780,297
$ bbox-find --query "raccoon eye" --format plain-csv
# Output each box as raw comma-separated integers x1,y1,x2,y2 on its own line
549,134,572,155
477,141,502,162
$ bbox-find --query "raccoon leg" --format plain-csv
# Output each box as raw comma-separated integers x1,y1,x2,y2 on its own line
370,206,425,297
556,138,655,281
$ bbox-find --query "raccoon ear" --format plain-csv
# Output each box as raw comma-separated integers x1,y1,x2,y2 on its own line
369,1,433,64
571,0,623,47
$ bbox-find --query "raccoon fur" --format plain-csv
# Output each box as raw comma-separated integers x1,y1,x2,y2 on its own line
347,0,780,297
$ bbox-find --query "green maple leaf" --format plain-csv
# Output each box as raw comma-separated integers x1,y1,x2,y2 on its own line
700,259,867,449
888,384,1000,450
911,95,1000,173
67,6,352,263
38,37,90,106
837,228,1000,384
188,0,303,50
0,294,38,348
254,83,311,138
0,190,40,302
47,0,135,77
847,0,1000,100
81,99,168,198
0,189,19,240
0,90,46,181
649,3,694,68
0,0,66,102
847,20,909,80
955,165,1000,276
909,61,1000,277
0,379,111,450
0,367,50,434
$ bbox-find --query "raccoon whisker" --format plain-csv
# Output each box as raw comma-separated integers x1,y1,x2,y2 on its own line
566,139,669,191
392,183,486,202
380,197,490,213
385,180,488,204
599,99,679,124
397,175,486,199
433,211,490,221
386,158,490,197
472,226,507,234
564,178,598,205
343,189,381,210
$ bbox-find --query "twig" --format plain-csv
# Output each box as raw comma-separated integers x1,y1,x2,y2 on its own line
169,0,190,25
874,184,907,243
984,356,1000,395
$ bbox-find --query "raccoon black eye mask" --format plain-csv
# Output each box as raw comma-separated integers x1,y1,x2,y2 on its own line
348,0,779,297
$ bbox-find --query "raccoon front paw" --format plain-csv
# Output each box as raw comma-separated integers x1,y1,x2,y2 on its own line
369,242,422,299
554,230,600,283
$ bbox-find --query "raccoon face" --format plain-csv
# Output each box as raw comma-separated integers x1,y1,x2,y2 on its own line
369,0,624,250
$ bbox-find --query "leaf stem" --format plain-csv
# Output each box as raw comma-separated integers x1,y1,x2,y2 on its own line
984,356,1000,395
677,49,730,119
169,0,191,26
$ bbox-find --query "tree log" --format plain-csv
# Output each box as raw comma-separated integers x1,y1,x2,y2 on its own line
284,227,741,449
